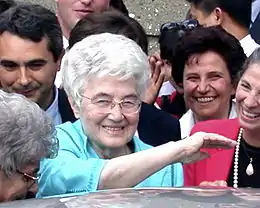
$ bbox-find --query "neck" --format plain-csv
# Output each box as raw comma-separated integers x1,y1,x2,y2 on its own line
222,21,249,41
41,87,55,110
56,13,70,39
194,102,231,123
242,128,260,148
91,141,132,159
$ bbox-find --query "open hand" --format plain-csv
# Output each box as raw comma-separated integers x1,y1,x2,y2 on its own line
142,53,165,104
179,132,236,164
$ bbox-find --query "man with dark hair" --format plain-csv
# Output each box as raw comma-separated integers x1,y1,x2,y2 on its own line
0,4,76,125
56,0,128,46
69,9,147,53
54,0,129,86
187,0,259,56
66,9,181,147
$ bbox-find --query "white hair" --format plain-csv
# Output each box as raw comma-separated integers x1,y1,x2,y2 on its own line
61,33,150,108
0,90,58,176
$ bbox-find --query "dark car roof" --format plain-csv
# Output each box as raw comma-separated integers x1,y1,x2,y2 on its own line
1,187,260,207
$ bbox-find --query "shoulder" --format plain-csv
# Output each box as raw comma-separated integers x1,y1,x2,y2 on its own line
56,120,86,150
140,102,179,125
132,136,153,151
191,118,239,139
138,103,181,145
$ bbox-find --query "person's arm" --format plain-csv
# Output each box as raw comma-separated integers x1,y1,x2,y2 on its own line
38,130,235,197
98,140,185,189
98,132,236,189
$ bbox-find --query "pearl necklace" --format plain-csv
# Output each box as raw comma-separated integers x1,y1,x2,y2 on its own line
233,128,254,188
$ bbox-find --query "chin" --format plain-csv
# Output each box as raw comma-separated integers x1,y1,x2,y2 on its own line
239,120,258,132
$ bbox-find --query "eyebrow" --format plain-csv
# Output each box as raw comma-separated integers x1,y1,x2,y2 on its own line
0,59,19,66
93,93,138,99
240,79,250,85
0,59,47,67
207,71,225,76
25,59,47,65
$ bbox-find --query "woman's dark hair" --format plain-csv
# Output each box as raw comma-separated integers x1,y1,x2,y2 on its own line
171,26,247,85
238,47,260,80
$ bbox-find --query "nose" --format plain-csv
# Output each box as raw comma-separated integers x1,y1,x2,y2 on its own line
79,0,92,5
244,93,258,108
108,103,124,122
19,68,31,86
197,79,210,94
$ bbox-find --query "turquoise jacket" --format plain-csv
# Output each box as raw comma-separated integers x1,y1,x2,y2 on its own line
37,120,183,198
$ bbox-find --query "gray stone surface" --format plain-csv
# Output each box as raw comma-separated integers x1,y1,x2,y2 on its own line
20,0,189,53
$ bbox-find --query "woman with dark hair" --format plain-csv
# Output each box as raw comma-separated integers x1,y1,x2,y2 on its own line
171,26,247,138
185,47,260,188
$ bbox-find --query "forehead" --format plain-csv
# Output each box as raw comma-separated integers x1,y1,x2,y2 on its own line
0,32,53,61
184,51,228,73
84,76,138,97
241,64,260,85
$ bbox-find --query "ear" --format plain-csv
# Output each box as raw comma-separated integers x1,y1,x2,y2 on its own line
68,96,80,118
56,49,65,72
213,7,224,25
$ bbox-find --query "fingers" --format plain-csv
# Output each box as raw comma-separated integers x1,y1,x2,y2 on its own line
148,56,156,74
199,180,227,187
192,132,237,149
152,61,165,85
143,60,165,104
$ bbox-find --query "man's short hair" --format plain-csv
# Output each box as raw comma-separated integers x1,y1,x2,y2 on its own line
0,3,63,61
69,9,148,54
187,0,251,29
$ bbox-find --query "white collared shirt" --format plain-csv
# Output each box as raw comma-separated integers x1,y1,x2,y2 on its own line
158,81,175,97
180,100,237,139
55,36,68,88
46,87,62,125
240,34,260,57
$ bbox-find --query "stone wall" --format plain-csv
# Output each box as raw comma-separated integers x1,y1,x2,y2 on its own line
21,0,189,53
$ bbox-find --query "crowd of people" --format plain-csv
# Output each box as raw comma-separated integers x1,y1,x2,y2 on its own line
0,0,259,203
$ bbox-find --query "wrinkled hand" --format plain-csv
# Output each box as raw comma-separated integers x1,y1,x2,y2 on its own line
179,132,237,164
199,180,228,187
142,53,165,104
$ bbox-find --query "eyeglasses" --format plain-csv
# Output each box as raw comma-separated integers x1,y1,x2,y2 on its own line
160,19,199,32
82,95,142,114
17,170,39,189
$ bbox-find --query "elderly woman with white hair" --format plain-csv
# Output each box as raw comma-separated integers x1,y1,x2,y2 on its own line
38,33,236,198
0,90,57,202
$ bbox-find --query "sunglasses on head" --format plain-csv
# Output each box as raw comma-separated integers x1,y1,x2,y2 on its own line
160,19,200,32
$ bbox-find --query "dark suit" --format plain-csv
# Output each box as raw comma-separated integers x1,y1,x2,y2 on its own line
57,89,77,123
250,10,260,44
138,102,181,146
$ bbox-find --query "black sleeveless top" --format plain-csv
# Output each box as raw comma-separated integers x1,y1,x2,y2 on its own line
227,138,260,188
